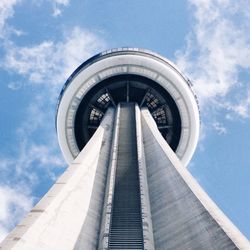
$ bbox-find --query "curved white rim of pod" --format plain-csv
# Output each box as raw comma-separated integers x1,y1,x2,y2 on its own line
56,48,200,166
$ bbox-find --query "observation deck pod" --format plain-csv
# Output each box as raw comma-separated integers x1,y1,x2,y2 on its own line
56,48,200,166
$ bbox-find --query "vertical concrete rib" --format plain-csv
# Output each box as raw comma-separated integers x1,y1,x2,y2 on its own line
73,108,115,249
135,104,155,250
0,108,115,250
98,105,121,249
141,108,250,250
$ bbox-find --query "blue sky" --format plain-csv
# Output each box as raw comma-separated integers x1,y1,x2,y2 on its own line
0,0,249,242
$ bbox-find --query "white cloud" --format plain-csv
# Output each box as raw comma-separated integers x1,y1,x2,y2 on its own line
53,8,62,17
7,81,22,90
223,90,250,119
0,0,70,38
4,27,106,89
212,121,227,135
0,0,21,37
0,185,33,242
0,140,64,185
175,0,250,119
50,0,70,17
52,0,70,5
0,89,66,187
33,0,70,17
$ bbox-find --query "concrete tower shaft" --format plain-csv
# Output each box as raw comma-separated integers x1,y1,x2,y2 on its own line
1,48,249,250
1,103,248,249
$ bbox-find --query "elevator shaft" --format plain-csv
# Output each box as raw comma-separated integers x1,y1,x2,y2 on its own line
108,103,143,249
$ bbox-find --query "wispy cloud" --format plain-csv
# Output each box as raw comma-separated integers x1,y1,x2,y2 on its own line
0,185,33,242
0,0,21,37
175,0,250,121
7,81,22,90
211,121,227,135
4,27,106,90
223,90,250,119
0,0,70,37
51,0,70,17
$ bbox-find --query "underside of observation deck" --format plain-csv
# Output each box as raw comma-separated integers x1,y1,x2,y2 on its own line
74,74,181,153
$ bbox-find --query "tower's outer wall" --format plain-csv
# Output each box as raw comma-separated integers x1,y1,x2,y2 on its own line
56,48,200,167
1,107,249,250
0,109,115,250
141,108,249,249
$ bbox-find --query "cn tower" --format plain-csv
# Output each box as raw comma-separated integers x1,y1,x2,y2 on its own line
0,48,249,249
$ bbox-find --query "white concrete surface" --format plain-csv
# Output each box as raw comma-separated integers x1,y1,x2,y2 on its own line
98,105,121,249
0,109,115,250
135,104,155,250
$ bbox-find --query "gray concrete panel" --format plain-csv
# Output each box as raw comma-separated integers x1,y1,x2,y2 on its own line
141,109,249,250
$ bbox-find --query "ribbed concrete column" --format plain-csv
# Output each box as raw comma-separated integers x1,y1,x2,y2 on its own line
98,103,155,250
141,108,250,250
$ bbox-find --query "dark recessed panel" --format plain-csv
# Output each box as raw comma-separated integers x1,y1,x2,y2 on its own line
74,74,181,152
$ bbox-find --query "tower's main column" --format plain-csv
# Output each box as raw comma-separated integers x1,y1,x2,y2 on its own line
0,48,249,250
